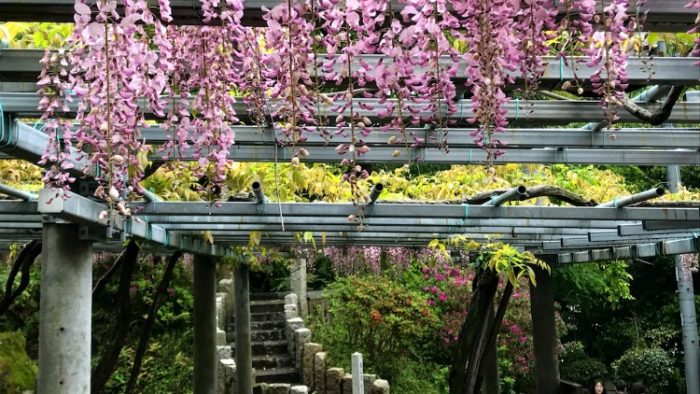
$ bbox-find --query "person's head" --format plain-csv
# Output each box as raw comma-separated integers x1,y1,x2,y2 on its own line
593,379,605,394
630,381,646,394
614,379,628,393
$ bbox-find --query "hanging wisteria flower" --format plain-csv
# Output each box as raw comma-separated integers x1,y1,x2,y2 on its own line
585,0,630,128
263,1,318,154
687,0,700,61
453,0,520,161
514,0,557,98
41,0,173,209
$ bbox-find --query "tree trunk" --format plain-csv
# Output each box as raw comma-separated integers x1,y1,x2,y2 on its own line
449,268,499,394
0,240,42,316
91,240,140,394
124,252,182,394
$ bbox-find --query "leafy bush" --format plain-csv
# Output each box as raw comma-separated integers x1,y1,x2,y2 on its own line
612,346,680,394
560,341,609,388
309,275,440,387
0,331,37,393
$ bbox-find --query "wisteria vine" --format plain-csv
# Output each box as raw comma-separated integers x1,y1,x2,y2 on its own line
39,0,671,203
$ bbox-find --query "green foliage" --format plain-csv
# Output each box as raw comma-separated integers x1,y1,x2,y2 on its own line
0,332,37,393
612,347,680,394
554,260,633,311
309,275,440,387
559,341,609,387
389,359,449,394
104,331,193,393
0,22,72,49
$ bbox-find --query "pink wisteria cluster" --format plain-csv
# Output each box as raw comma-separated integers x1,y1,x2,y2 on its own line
41,0,645,201
316,245,456,275
688,0,700,61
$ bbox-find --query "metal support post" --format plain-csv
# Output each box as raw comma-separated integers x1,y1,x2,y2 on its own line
194,254,217,394
234,263,253,394
668,165,700,394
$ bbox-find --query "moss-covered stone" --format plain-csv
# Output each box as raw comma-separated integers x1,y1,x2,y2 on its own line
0,331,37,393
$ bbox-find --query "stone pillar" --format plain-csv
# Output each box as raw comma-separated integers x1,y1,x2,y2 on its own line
351,353,364,394
194,254,218,394
326,368,345,394
286,317,304,358
341,374,353,394
314,352,328,393
235,263,254,394
530,266,560,394
38,223,92,394
362,374,376,394
268,383,291,394
294,328,312,369
290,259,308,318
371,380,389,394
219,278,234,327
303,343,323,388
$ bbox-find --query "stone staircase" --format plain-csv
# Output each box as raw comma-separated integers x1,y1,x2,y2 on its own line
227,292,300,385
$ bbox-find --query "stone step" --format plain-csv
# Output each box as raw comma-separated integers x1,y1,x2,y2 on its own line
228,320,286,332
252,354,294,369
250,292,288,301
232,340,288,355
233,312,285,322
250,299,286,314
227,328,286,343
255,367,300,384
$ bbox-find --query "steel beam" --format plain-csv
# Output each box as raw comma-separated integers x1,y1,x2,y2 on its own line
0,0,695,30
135,202,700,222
557,237,700,264
3,49,699,84
3,93,700,125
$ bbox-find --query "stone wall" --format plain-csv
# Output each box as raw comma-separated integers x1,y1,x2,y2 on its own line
216,278,237,394
282,293,390,394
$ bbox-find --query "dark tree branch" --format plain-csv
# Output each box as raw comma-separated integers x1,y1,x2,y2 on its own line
124,251,182,394
463,185,598,206
142,160,164,179
92,243,132,298
92,240,140,394
621,85,685,125
477,281,514,382
449,268,499,394
0,240,42,316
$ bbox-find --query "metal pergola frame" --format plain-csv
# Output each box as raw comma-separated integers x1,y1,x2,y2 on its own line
1,4,699,393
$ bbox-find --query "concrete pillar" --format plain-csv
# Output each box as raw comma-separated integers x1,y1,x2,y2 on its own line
235,263,254,394
530,266,560,394
194,255,218,394
38,223,92,394
291,259,308,318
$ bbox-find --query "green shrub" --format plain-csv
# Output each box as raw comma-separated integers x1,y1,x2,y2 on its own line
309,275,441,388
0,331,37,393
612,346,681,394
560,341,609,387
